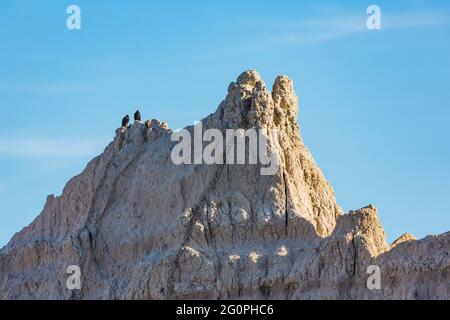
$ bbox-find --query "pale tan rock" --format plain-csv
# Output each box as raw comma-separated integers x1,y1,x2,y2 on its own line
0,71,448,300
390,233,417,249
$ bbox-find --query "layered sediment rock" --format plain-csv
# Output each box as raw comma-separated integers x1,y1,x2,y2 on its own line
0,71,449,300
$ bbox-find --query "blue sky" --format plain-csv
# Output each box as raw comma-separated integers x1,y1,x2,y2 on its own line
0,0,449,247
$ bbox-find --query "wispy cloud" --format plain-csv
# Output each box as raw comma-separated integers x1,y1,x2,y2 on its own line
266,10,450,45
0,138,106,158
0,82,95,95
270,15,366,44
383,10,450,29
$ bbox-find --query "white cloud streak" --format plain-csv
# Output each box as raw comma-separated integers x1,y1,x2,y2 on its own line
0,82,95,95
0,138,106,158
267,10,450,45
384,10,450,29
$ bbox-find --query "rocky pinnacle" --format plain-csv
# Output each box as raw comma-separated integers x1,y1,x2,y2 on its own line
0,71,449,300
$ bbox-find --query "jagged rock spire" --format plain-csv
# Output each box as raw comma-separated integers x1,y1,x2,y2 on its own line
0,71,448,300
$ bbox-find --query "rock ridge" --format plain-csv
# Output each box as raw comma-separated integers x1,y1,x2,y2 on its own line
0,70,448,300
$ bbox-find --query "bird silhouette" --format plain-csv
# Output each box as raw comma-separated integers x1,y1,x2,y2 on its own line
134,110,141,122
122,115,130,127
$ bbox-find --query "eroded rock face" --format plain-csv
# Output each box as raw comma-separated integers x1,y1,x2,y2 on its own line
0,71,449,300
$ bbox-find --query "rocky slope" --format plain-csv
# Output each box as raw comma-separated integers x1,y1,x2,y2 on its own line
0,70,449,299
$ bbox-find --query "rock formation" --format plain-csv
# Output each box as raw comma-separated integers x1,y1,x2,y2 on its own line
0,70,449,300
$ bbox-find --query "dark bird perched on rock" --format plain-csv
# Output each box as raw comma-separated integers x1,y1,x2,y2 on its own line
134,110,141,122
122,115,130,128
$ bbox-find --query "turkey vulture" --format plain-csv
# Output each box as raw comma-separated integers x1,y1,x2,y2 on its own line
134,110,141,122
122,115,130,127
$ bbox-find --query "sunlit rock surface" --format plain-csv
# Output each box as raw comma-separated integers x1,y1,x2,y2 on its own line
0,71,449,300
